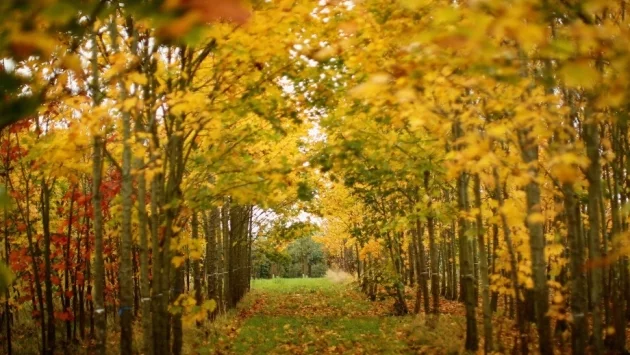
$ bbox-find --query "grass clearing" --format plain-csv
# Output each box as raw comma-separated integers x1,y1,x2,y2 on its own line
7,277,469,354
211,277,467,354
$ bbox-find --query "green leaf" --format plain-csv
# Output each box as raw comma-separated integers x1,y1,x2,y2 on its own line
297,181,314,202
0,184,11,209
0,262,14,292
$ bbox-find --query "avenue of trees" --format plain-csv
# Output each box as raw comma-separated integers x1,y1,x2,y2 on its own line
313,0,630,354
1,0,630,354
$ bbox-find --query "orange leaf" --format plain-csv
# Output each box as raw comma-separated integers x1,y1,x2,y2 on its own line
182,0,251,24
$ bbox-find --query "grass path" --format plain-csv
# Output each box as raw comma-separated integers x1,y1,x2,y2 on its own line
205,278,466,354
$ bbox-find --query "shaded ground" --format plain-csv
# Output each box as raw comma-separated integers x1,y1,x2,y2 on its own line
7,277,630,353
200,278,467,354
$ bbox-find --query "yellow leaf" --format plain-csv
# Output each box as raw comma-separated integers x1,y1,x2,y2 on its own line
128,72,148,86
524,277,534,289
172,256,185,268
61,54,84,74
400,0,432,10
314,46,337,61
202,299,217,312
122,98,137,112
395,88,416,103
434,7,459,25
487,125,508,139
560,61,599,89
527,213,545,225
190,250,202,260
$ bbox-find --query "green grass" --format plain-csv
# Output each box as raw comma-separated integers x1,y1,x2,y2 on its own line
251,277,338,293
201,277,468,354
8,277,468,354
231,277,409,354
233,315,407,354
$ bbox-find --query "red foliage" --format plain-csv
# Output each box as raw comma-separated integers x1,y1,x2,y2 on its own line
54,310,74,321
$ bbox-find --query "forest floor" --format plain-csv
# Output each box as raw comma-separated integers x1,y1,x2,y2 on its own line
195,276,470,354
10,276,628,354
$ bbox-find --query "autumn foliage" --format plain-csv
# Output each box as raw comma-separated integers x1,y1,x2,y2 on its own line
1,0,630,355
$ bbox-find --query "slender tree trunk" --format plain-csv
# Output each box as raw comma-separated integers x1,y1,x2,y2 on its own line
163,128,185,355
150,175,164,354
111,18,135,354
455,122,478,351
609,125,627,352
450,222,457,301
385,230,408,315
416,224,430,315
171,258,184,355
440,241,447,297
133,247,140,318
229,205,241,307
408,241,415,288
86,23,107,355
205,208,219,319
4,190,12,355
411,226,423,315
457,171,478,351
136,139,153,355
584,120,604,354
222,202,231,310
474,175,492,353
72,190,83,342
64,186,75,344
216,208,225,314
493,165,528,355
518,130,552,354
490,216,499,312
91,136,106,355
79,195,89,340
563,183,587,355
192,213,203,321
41,181,55,355
424,171,440,323
600,163,611,332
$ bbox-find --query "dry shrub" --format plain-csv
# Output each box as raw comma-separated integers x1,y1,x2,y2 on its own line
325,269,355,283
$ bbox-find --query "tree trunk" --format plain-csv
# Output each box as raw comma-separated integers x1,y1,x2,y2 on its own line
474,175,492,353
609,125,627,352
455,122,478,351
518,130,552,354
4,189,12,355
136,139,153,355
222,201,231,310
457,171,478,351
64,186,75,345
563,183,587,354
91,134,106,355
584,120,603,354
411,226,424,315
493,164,528,355
150,174,165,354
424,171,440,324
415,225,430,316
490,217,499,312
111,18,135,354
41,181,56,355
205,209,219,319
192,213,203,321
